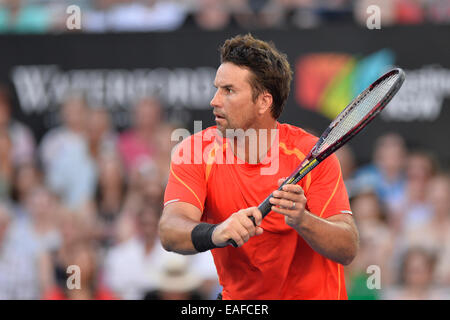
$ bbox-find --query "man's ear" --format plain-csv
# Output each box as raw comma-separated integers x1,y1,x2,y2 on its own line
258,91,273,116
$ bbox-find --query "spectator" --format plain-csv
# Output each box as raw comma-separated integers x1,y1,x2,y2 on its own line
314,0,354,24
117,96,163,174
107,0,187,32
282,0,322,29
354,0,397,27
95,153,126,248
43,242,117,300
143,254,204,300
40,94,88,168
86,106,118,164
83,0,118,33
335,144,357,197
395,0,425,24
232,0,286,29
426,0,450,24
382,247,450,299
10,161,43,205
14,187,61,253
105,194,219,300
104,200,166,299
9,161,44,221
43,211,89,293
353,133,407,214
153,122,180,184
0,0,52,34
84,106,122,247
0,84,36,167
127,159,164,206
0,203,51,299
39,94,97,211
390,150,438,232
345,190,393,298
0,129,13,199
403,174,450,285
190,0,233,30
96,155,124,216
336,145,357,182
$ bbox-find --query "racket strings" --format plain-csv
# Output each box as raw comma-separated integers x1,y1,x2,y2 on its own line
317,73,400,154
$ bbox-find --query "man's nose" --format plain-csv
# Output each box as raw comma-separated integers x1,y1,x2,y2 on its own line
210,89,222,108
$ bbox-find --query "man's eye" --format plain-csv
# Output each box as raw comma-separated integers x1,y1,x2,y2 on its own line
226,88,233,93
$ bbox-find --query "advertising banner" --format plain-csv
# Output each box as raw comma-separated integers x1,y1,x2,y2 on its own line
1,26,449,164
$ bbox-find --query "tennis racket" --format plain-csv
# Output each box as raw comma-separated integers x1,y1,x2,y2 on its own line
228,67,405,247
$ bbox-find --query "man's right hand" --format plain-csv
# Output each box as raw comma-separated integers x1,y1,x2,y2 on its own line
211,207,264,247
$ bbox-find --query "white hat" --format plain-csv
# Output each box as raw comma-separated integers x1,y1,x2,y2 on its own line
157,254,203,293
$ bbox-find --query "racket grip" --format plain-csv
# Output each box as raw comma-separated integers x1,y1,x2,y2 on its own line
226,216,257,248
258,177,293,218
227,239,238,247
258,194,274,218
226,183,288,247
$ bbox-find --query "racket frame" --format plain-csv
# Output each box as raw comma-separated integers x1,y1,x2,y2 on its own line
228,68,405,246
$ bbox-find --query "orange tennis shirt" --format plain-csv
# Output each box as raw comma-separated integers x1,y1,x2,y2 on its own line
164,122,352,299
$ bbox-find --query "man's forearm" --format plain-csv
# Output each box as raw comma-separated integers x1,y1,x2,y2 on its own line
158,213,200,255
294,211,359,265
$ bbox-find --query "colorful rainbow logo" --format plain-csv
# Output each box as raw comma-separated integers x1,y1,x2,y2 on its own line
295,49,395,119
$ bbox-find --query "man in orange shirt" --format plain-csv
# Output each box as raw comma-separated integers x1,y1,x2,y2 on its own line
160,34,359,299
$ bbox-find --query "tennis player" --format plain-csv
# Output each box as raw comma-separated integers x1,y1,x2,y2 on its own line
160,34,359,300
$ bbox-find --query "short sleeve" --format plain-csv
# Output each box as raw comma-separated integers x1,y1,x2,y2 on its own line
304,154,351,219
164,137,207,212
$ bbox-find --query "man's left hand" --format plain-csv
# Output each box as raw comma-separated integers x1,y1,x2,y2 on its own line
269,178,307,229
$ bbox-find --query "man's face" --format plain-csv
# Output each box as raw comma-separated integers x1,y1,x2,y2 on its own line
210,62,260,135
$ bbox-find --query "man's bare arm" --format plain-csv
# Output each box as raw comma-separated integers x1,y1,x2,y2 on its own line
159,202,203,255
295,212,359,265
269,180,359,265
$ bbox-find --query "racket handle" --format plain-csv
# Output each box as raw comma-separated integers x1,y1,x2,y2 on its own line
258,193,275,218
226,216,257,248
225,173,307,248
225,187,284,247
227,239,238,247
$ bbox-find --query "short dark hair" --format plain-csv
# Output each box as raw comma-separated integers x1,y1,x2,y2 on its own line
220,34,293,119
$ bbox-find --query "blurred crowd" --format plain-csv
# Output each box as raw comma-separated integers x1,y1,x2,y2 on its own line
0,85,220,300
338,135,450,299
0,0,449,34
0,79,449,300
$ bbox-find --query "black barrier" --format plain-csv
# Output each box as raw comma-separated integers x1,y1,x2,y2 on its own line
1,26,449,165
0,299,444,318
